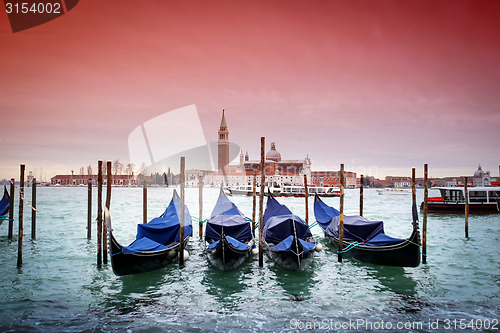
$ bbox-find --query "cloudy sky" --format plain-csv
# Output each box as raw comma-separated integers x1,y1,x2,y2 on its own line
1,0,499,180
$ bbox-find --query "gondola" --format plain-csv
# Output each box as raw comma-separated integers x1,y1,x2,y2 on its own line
106,190,193,276
314,194,420,267
205,187,254,270
263,192,317,271
0,186,11,225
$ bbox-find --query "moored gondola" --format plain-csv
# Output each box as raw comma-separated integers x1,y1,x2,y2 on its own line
205,187,254,270
106,190,193,276
263,192,317,271
314,194,420,267
0,186,10,225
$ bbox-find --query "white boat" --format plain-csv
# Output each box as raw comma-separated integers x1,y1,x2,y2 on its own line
376,188,411,195
227,185,340,197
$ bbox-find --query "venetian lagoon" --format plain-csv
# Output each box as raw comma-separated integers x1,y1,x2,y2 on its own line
0,186,498,332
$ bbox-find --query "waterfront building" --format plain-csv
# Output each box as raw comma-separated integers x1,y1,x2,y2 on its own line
51,174,138,186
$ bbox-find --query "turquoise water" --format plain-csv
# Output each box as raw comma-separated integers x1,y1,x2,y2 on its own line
0,187,498,332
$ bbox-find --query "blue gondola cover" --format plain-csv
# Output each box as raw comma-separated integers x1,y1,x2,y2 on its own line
363,233,404,246
326,215,384,242
205,214,252,242
210,193,242,218
122,237,169,254
0,186,10,216
133,192,193,252
313,198,340,230
264,214,313,244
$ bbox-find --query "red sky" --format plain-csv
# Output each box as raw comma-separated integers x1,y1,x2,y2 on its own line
1,0,500,180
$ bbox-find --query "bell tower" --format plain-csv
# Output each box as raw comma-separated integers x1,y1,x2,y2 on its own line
218,109,229,170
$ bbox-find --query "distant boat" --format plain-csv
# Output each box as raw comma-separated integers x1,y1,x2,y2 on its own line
423,186,500,214
263,192,317,271
377,188,411,195
228,185,340,197
205,187,255,270
314,194,420,267
106,190,193,276
0,186,10,224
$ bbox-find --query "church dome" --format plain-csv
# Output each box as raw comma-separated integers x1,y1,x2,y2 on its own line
474,164,484,178
266,142,281,162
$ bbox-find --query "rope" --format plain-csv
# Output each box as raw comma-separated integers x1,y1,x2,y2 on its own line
21,195,40,213
309,221,319,229
0,215,14,221
335,241,361,254
191,217,207,225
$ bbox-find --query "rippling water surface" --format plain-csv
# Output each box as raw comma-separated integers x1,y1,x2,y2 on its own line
0,187,498,332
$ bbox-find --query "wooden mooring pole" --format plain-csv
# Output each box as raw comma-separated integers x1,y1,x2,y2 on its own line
464,177,469,238
87,179,92,239
258,137,265,267
97,161,103,268
8,178,14,239
338,164,344,263
31,178,36,239
359,174,364,216
17,165,25,268
179,156,186,267
198,175,203,238
104,161,112,264
422,164,428,264
304,174,309,224
412,168,416,204
252,171,257,236
143,180,147,224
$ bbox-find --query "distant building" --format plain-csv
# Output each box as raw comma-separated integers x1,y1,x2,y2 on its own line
217,110,229,170
472,164,491,186
311,170,357,188
51,174,138,186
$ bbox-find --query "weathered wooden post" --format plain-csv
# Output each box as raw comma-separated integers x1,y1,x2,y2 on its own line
304,174,309,224
422,164,428,264
104,161,112,264
338,164,344,263
17,165,25,268
179,156,186,267
258,137,265,267
359,174,364,216
8,178,14,239
87,179,92,239
412,168,416,203
198,175,203,238
31,177,36,239
143,179,147,224
464,176,469,238
252,171,257,235
97,161,103,268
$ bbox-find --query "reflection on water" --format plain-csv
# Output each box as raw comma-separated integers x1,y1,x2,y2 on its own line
271,264,316,301
201,256,254,311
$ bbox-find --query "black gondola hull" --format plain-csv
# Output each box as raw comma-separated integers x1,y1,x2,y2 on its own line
206,236,254,271
109,232,185,276
326,229,421,267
